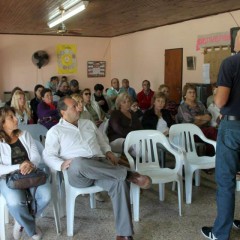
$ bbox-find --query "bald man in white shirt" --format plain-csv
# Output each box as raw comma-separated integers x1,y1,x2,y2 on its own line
43,96,151,240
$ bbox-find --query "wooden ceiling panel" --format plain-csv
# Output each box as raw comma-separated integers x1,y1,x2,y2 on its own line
0,0,240,37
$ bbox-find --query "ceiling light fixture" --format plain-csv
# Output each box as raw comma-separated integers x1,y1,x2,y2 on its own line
48,1,88,28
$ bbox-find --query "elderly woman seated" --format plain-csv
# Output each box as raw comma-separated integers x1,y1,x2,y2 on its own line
37,88,60,129
176,83,217,157
107,92,142,154
0,106,51,240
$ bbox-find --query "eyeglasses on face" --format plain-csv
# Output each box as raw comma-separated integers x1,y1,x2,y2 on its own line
84,92,91,96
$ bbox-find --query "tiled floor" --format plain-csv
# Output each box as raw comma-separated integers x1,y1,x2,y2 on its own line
4,172,240,240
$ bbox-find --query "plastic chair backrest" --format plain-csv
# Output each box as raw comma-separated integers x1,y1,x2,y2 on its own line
19,124,48,145
124,130,182,174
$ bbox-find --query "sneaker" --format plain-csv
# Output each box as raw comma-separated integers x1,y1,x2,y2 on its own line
233,219,240,229
95,192,105,202
13,220,24,240
31,227,42,240
201,227,217,239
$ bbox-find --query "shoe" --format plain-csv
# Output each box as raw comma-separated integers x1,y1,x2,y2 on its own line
95,192,105,202
127,172,152,189
233,219,240,229
13,220,24,240
201,227,217,239
116,236,133,240
31,227,43,240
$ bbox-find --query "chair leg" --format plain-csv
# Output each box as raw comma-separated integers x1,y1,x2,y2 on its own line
90,193,96,208
159,183,165,201
177,179,183,216
132,184,140,222
185,169,193,204
66,195,76,237
194,169,201,186
0,197,6,240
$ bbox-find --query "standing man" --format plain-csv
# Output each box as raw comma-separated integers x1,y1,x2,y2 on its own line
121,79,137,101
201,31,240,239
43,96,151,240
137,80,154,112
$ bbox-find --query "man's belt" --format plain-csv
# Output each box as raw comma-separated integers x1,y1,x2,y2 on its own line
224,115,240,121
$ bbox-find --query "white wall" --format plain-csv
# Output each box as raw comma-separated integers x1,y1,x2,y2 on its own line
111,10,240,92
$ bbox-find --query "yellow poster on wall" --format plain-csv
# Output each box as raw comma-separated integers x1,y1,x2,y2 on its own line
57,44,77,74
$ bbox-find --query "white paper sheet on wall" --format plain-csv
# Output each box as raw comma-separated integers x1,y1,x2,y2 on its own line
203,63,210,83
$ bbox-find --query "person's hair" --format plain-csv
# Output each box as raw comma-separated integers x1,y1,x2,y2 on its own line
50,76,58,82
94,84,104,91
57,96,72,117
158,84,169,92
151,92,167,106
115,92,132,110
122,78,129,83
61,76,68,81
57,79,69,91
11,90,31,118
71,93,82,103
81,88,91,95
142,80,150,86
69,79,79,87
0,106,21,143
111,78,119,84
182,83,197,100
34,84,44,97
11,87,22,97
41,88,52,98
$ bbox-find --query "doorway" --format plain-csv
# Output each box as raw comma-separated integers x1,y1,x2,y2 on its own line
164,48,183,103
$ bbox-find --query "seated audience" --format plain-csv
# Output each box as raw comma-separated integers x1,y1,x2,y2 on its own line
106,78,125,110
137,80,154,112
43,96,151,240
107,93,142,154
5,87,22,106
207,82,217,107
45,76,59,94
130,100,143,120
81,88,105,127
0,106,51,240
37,88,60,129
54,79,69,101
176,83,217,157
30,84,44,123
142,92,174,136
158,84,179,120
11,90,32,125
68,79,81,95
121,79,137,101
93,84,110,115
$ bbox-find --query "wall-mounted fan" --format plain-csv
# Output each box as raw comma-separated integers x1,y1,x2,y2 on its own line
45,7,83,36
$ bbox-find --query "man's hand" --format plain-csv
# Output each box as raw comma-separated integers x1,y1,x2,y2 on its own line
106,151,119,165
61,159,72,170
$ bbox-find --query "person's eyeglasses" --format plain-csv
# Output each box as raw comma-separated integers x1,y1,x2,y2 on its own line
84,92,91,96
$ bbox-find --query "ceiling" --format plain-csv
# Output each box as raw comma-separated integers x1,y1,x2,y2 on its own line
0,0,240,38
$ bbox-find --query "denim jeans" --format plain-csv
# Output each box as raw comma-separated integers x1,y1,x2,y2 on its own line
0,178,51,237
213,119,240,239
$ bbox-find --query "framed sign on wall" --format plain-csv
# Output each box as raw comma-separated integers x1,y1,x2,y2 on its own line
87,61,106,77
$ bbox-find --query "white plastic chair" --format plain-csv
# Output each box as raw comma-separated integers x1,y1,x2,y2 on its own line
0,194,9,240
169,123,216,204
124,130,184,222
62,170,104,236
18,124,48,145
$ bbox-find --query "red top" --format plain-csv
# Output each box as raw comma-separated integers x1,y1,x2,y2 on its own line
137,89,154,111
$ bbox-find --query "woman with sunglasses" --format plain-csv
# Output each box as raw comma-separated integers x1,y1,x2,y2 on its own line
81,88,105,127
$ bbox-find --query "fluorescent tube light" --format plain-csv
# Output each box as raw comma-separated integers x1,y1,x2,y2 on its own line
48,1,88,28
